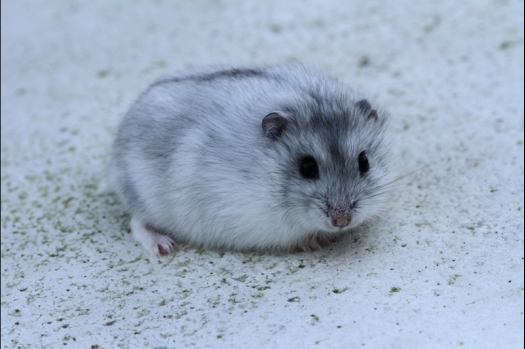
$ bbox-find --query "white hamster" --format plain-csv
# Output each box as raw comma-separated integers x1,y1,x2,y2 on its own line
104,63,392,256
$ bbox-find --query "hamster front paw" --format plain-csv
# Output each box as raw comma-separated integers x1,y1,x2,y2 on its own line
297,233,346,252
130,217,178,256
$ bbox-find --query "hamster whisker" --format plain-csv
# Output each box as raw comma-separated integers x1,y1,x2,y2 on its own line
388,165,430,185
362,189,400,200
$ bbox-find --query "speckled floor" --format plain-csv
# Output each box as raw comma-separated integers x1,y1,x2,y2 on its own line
1,1,523,348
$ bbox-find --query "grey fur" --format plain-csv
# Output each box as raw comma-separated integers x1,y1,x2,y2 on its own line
106,63,393,253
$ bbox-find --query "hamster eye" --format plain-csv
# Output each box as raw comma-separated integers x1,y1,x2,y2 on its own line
358,151,370,176
299,156,319,179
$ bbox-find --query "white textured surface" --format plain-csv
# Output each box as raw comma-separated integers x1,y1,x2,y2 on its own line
1,1,523,348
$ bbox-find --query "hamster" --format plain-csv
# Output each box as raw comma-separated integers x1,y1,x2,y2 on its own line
104,63,392,256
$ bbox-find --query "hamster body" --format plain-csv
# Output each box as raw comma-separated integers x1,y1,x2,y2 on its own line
107,63,392,255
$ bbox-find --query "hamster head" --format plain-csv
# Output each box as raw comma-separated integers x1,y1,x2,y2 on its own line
262,91,392,235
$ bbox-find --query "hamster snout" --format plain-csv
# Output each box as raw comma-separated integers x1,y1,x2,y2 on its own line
105,63,392,255
326,202,355,228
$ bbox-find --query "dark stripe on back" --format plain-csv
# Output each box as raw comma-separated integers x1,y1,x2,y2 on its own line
152,68,266,87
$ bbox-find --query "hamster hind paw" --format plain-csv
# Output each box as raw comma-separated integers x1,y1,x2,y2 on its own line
130,217,178,256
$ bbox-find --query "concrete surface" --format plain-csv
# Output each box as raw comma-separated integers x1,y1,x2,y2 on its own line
1,0,523,348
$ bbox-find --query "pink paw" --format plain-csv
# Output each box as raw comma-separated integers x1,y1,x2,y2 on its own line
146,233,178,256
297,233,345,251
297,236,324,252
130,217,178,256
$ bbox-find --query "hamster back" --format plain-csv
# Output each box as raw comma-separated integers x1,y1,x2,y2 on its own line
107,63,392,256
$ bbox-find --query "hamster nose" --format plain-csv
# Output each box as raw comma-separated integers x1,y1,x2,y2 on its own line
331,214,352,228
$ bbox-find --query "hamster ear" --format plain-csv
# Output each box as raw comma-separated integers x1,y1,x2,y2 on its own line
262,112,288,139
356,99,378,121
